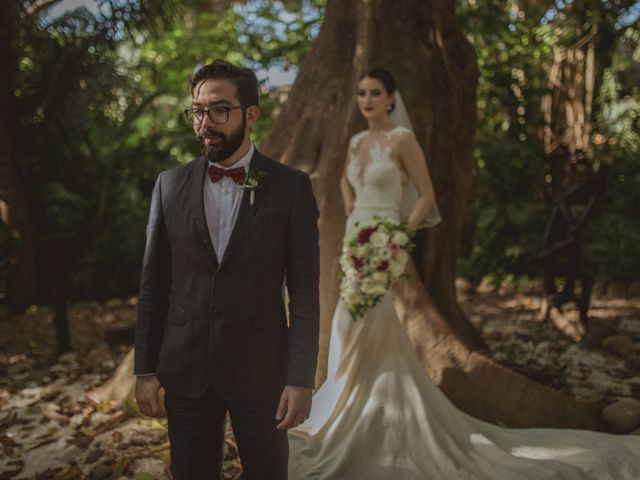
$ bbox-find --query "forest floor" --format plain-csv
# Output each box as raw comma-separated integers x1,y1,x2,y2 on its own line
1,287,639,479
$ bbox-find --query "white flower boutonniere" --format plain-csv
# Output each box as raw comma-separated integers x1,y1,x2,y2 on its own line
241,169,269,206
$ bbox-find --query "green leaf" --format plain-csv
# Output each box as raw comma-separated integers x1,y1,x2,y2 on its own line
124,398,143,418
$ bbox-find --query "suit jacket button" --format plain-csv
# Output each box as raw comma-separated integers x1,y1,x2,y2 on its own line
212,309,221,318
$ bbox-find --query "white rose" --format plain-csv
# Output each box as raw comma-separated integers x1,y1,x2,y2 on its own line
395,249,409,265
361,273,388,295
378,247,392,260
343,288,361,305
390,260,405,277
390,251,409,277
371,272,388,284
359,278,372,294
369,231,389,248
340,277,360,299
361,280,386,296
342,267,357,280
392,231,409,246
354,244,368,257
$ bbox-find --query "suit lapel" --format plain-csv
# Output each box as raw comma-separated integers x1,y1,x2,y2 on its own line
190,156,220,267
218,150,270,269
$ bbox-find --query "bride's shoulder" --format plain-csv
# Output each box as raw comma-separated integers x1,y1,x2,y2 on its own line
385,125,414,141
386,126,418,153
349,130,369,150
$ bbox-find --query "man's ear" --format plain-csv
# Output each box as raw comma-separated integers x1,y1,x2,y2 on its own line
245,105,260,129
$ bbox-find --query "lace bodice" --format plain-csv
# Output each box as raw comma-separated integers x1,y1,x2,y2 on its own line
346,126,411,227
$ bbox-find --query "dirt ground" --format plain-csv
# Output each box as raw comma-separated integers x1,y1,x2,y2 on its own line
1,288,639,479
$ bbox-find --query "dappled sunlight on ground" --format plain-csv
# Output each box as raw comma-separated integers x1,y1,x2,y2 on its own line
1,291,638,478
460,290,640,404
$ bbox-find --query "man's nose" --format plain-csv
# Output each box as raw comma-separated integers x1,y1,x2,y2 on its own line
200,112,216,128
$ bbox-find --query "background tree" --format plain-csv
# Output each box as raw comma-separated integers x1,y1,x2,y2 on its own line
0,0,323,305
1,0,179,308
0,1,38,309
540,0,637,154
458,0,640,286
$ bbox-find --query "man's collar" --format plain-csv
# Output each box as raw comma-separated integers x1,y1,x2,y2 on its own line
208,144,254,170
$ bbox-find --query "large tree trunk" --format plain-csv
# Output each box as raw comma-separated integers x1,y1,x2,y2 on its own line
0,1,38,309
264,0,602,430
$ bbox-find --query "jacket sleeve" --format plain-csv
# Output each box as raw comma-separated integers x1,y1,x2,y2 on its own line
285,172,320,388
134,173,172,375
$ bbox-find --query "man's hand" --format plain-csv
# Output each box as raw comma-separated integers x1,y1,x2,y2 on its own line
135,375,166,417
275,385,312,430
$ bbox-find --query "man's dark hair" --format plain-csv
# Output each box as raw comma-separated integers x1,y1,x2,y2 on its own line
190,59,260,107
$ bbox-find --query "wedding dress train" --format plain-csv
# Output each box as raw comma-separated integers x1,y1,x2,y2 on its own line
288,127,640,479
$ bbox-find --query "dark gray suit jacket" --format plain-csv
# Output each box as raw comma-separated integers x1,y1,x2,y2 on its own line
134,149,320,400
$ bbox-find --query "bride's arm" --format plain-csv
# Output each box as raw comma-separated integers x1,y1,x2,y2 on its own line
340,149,355,216
397,133,437,231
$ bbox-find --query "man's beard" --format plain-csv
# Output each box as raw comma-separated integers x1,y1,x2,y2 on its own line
197,118,246,164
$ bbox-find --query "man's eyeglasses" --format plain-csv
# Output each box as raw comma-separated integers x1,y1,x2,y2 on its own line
184,105,245,125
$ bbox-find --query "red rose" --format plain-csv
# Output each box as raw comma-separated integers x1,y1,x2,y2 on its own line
352,256,365,271
358,226,378,244
377,261,389,272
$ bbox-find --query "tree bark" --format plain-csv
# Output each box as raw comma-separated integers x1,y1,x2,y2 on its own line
263,0,602,430
0,1,38,309
542,26,597,154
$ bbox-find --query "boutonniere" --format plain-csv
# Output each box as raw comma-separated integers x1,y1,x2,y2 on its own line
241,169,269,206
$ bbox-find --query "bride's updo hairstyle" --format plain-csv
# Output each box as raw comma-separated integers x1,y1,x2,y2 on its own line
359,67,396,113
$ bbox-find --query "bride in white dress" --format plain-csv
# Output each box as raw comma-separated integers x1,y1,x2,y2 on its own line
287,68,640,479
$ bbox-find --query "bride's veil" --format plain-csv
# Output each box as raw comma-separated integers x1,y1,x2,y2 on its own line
390,91,442,229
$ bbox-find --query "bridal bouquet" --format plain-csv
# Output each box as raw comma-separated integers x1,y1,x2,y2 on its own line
339,216,414,320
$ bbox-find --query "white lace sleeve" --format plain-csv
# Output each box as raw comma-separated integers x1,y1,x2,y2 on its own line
349,130,369,151
385,125,413,139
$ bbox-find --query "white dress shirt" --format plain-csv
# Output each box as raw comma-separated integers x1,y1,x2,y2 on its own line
204,144,254,261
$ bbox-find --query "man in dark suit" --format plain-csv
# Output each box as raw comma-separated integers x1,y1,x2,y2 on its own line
134,59,319,479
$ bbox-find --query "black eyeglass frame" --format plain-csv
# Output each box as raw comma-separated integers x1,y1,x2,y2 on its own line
183,105,245,125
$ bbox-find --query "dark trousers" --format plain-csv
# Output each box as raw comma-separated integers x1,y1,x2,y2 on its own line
165,383,288,480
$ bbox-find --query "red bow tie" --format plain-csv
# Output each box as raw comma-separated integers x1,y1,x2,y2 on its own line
208,165,246,184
